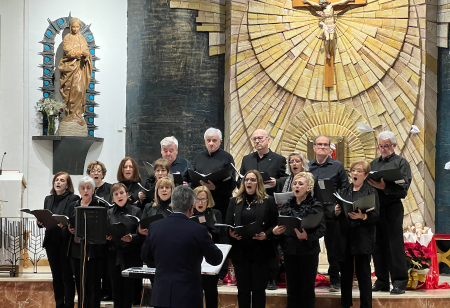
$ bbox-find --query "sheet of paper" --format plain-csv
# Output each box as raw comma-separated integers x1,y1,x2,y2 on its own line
274,192,294,204
201,244,232,275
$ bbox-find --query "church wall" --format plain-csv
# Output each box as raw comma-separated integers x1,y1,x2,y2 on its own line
0,0,127,211
126,0,225,166
167,0,437,230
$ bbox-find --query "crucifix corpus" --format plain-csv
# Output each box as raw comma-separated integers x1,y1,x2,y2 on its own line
294,0,366,87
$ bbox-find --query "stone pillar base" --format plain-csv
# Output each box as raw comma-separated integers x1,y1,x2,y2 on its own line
57,121,87,137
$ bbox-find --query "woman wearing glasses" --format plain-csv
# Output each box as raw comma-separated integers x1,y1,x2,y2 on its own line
193,186,222,308
141,158,171,205
334,160,379,308
225,170,278,308
87,160,113,205
276,152,309,195
272,172,326,308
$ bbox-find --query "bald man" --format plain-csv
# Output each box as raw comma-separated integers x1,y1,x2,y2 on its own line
238,129,287,290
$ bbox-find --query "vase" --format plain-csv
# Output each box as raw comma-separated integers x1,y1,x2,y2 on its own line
407,268,429,289
48,115,56,136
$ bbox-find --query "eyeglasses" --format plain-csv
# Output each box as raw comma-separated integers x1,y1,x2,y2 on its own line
251,136,268,143
244,178,257,182
350,169,365,174
155,169,167,174
314,143,330,147
289,159,302,164
90,169,102,174
195,198,208,203
378,144,394,150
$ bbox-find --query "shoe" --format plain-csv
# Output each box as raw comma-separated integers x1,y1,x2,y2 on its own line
266,279,278,290
372,284,390,292
390,287,405,295
329,283,340,292
101,294,112,301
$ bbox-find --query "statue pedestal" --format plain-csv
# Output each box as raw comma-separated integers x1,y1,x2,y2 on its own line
32,136,104,175
57,121,88,137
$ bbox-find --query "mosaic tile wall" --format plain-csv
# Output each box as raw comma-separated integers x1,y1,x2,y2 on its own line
170,0,437,230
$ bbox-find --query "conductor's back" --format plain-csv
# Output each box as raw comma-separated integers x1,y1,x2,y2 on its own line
141,186,222,308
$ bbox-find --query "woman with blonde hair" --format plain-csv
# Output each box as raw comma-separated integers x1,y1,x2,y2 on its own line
225,170,278,308
276,152,309,194
139,177,175,235
273,172,326,308
193,186,223,308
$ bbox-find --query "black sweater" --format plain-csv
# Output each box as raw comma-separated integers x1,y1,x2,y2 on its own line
334,182,380,259
191,148,236,210
279,194,326,256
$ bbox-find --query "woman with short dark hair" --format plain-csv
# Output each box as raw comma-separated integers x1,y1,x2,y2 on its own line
335,160,379,308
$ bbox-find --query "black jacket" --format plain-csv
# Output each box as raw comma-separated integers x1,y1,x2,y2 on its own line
66,198,106,259
141,199,172,220
107,202,143,255
41,192,80,248
225,196,278,261
193,207,223,243
120,180,145,209
95,182,113,205
141,213,222,308
335,182,380,259
239,150,287,195
279,194,326,256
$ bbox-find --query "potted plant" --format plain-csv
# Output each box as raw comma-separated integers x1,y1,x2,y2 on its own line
404,241,433,289
36,97,65,135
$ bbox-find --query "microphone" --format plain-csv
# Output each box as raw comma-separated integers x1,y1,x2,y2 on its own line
0,152,5,176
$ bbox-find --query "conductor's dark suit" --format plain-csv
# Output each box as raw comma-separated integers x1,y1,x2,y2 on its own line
141,213,223,308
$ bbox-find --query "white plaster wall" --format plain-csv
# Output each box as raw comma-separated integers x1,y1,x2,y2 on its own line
0,0,127,213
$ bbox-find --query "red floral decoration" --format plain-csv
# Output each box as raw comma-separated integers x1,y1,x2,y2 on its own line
404,241,432,269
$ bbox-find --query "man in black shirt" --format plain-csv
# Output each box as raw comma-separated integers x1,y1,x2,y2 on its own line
368,131,411,295
239,128,287,290
144,136,193,190
308,135,349,292
191,128,236,218
239,129,287,196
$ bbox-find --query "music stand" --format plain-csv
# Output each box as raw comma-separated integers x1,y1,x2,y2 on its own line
75,206,107,308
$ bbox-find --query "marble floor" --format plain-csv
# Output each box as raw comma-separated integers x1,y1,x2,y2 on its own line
1,266,450,307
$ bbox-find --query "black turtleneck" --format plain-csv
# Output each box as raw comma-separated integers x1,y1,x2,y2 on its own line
241,193,257,225
52,190,70,215
141,197,172,219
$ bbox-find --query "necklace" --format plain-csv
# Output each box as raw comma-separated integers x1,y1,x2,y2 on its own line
245,198,254,210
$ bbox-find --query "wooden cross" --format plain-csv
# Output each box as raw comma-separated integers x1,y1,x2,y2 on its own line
293,0,366,88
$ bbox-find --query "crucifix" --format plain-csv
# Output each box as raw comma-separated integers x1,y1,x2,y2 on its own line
293,0,366,87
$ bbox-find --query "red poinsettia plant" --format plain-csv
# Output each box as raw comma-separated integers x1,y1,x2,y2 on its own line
404,241,433,270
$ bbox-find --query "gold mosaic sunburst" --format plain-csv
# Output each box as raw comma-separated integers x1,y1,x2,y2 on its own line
246,0,409,100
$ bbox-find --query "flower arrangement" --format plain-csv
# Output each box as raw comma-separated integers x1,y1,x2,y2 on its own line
405,241,432,270
35,97,65,118
35,97,65,135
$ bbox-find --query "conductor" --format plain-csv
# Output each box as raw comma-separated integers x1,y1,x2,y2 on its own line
141,186,223,308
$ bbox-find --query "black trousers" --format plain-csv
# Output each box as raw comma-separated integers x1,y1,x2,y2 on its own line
324,217,340,284
268,245,280,281
233,258,270,308
373,202,408,289
339,254,372,308
72,257,102,308
284,253,318,308
101,251,112,298
108,250,143,308
202,274,219,308
46,244,75,308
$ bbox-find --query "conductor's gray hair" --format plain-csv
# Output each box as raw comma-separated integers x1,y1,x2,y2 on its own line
378,131,396,144
78,176,96,189
204,128,222,140
160,136,179,148
171,186,195,214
